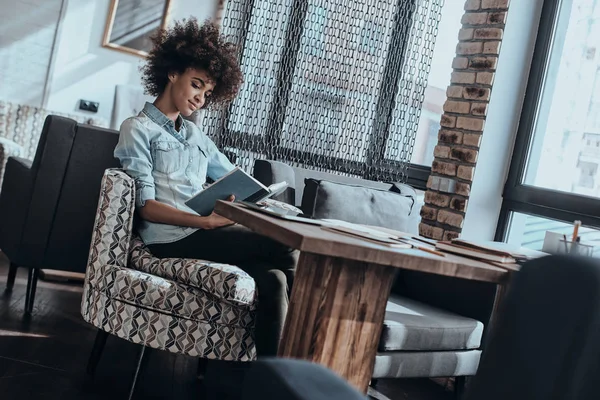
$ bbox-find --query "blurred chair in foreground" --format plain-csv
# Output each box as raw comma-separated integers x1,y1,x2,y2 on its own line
465,255,600,400
241,358,367,400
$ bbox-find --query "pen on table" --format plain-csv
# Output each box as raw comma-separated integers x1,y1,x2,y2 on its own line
415,246,446,257
402,240,445,257
572,220,581,243
563,234,569,253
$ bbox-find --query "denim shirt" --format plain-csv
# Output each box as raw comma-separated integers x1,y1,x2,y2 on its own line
114,102,235,245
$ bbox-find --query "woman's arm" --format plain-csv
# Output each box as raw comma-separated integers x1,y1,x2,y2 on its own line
115,119,233,230
139,198,235,229
115,119,158,208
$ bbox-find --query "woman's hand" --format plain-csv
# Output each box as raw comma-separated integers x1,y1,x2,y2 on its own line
204,195,236,229
204,213,235,229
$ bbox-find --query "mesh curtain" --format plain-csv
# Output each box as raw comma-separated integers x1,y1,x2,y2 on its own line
201,0,443,183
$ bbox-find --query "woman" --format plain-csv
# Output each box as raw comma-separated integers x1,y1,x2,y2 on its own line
114,18,297,357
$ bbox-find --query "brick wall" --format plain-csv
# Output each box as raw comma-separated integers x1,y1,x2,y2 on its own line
419,0,511,241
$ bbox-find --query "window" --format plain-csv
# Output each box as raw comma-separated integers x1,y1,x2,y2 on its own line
497,0,600,243
576,160,597,189
505,212,600,256
359,19,385,56
588,69,600,132
305,5,328,56
409,0,464,167
210,0,445,190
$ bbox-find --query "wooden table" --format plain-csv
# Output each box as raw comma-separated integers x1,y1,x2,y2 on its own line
214,201,514,393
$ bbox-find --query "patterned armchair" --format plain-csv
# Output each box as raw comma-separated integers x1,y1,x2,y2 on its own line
81,169,257,397
0,100,108,191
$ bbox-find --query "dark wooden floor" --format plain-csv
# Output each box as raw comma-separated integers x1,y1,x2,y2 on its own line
0,252,453,400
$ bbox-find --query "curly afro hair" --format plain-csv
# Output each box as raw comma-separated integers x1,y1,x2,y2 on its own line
141,18,243,108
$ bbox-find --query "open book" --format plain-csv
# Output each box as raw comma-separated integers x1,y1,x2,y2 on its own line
185,167,288,216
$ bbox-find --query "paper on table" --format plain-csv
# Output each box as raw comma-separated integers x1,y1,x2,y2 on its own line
320,219,404,240
321,226,411,248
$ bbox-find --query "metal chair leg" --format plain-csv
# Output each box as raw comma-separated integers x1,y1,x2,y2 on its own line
197,358,208,380
6,262,18,291
24,268,39,314
86,329,109,377
128,345,151,400
455,376,469,400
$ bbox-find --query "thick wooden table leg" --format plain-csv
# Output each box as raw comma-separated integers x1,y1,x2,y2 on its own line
278,252,396,393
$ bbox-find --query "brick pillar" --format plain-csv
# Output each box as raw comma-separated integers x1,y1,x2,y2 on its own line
419,0,511,241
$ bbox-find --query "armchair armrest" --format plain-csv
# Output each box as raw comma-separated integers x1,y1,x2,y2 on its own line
87,169,136,269
130,238,257,307
0,156,34,260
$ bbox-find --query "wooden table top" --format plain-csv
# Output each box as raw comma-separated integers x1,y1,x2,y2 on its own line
214,201,513,284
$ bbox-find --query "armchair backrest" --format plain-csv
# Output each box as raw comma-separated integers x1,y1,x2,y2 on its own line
87,169,136,270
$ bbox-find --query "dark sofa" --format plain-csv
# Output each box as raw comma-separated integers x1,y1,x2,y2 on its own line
0,115,120,313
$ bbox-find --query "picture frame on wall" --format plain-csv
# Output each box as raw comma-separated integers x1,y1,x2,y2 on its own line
102,0,173,57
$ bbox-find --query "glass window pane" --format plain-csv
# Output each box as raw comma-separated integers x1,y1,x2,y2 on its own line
279,0,397,162
523,0,600,197
407,0,464,166
506,212,600,257
227,0,294,136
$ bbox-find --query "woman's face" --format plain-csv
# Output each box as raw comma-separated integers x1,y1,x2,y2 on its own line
169,68,216,116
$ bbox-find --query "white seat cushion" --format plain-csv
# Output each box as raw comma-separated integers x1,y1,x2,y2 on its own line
379,294,484,351
372,349,482,378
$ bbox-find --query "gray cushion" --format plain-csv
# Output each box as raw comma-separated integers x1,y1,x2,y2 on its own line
301,179,415,232
372,349,481,379
253,160,296,205
294,168,393,206
379,294,484,352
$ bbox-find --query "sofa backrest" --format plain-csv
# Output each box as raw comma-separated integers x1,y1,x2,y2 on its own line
253,159,399,206
292,167,396,206
18,115,120,272
44,124,121,271
253,159,421,234
0,100,108,160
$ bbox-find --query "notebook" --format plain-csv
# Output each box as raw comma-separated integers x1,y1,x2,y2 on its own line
185,167,288,216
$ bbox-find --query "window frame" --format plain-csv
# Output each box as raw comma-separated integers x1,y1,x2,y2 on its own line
495,0,600,241
216,0,434,191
